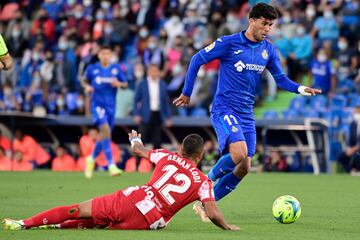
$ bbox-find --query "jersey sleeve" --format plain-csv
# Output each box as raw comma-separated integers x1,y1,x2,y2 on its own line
198,179,215,203
266,45,300,94
148,149,170,165
84,65,92,82
198,36,230,63
117,64,127,82
182,36,230,97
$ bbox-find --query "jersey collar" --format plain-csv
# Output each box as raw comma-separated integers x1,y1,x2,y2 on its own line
239,31,262,48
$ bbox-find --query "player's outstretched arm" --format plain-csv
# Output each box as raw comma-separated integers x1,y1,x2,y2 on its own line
203,201,240,231
128,129,151,159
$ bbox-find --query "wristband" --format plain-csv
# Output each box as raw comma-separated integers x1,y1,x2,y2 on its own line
297,86,311,96
130,137,142,147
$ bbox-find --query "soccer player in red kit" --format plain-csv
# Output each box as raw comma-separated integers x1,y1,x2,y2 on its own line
3,130,239,231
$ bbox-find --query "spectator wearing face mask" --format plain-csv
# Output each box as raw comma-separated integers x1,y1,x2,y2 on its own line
143,36,165,70
300,4,317,33
136,26,150,56
310,48,336,96
335,36,358,81
93,9,106,41
64,4,91,42
287,23,313,82
337,102,360,176
30,8,56,43
70,93,86,116
311,6,339,48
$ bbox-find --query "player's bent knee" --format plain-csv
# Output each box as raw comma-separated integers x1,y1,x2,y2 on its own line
229,143,248,164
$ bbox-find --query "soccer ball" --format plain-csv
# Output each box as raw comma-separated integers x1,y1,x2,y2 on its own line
272,195,301,224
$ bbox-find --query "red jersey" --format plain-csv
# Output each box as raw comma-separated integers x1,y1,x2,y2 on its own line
122,149,215,229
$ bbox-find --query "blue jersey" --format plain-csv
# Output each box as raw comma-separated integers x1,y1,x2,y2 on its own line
85,62,127,108
183,31,300,114
311,59,334,94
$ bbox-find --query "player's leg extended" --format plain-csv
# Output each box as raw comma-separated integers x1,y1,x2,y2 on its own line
213,132,256,201
85,106,106,178
100,113,122,176
213,141,249,201
2,200,93,230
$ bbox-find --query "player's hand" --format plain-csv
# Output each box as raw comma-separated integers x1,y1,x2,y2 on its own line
173,94,190,107
133,116,141,125
111,78,121,87
298,86,322,96
303,87,322,96
128,129,142,142
227,224,240,231
84,84,94,94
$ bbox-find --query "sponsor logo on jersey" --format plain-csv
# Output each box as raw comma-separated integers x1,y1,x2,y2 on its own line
95,76,114,84
205,42,215,52
234,50,243,54
262,49,268,60
234,60,265,73
111,68,118,75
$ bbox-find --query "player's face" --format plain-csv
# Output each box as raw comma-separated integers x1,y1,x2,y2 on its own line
97,49,112,65
250,17,275,42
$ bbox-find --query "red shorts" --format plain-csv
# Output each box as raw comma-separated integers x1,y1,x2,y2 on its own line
92,190,150,230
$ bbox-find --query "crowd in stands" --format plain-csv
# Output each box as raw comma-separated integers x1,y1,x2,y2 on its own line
0,0,357,117
0,0,360,172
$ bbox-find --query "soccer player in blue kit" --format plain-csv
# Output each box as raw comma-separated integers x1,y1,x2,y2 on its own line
82,45,128,178
173,3,321,217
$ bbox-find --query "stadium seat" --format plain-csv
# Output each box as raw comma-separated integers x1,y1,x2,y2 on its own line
303,111,320,118
289,96,307,110
191,108,208,117
310,95,328,109
336,79,356,94
282,109,300,119
330,94,347,109
263,110,279,120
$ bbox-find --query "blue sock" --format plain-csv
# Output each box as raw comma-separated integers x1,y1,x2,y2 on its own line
91,141,103,159
208,154,235,181
214,172,241,201
101,138,114,166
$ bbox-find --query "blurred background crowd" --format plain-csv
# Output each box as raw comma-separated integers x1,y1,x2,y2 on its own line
0,0,360,174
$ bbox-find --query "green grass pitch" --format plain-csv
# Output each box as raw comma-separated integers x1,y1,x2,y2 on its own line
0,171,359,240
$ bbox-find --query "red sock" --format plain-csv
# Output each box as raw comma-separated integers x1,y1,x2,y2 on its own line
59,219,95,229
23,204,80,228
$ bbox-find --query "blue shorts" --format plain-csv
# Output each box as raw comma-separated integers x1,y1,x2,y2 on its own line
211,111,256,157
91,104,115,129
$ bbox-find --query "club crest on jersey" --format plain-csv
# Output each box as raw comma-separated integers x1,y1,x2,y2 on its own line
205,42,215,52
231,126,238,133
262,50,268,60
93,69,99,74
111,68,118,75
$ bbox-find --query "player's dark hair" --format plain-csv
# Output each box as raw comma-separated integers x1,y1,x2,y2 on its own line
182,134,204,157
249,3,279,20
